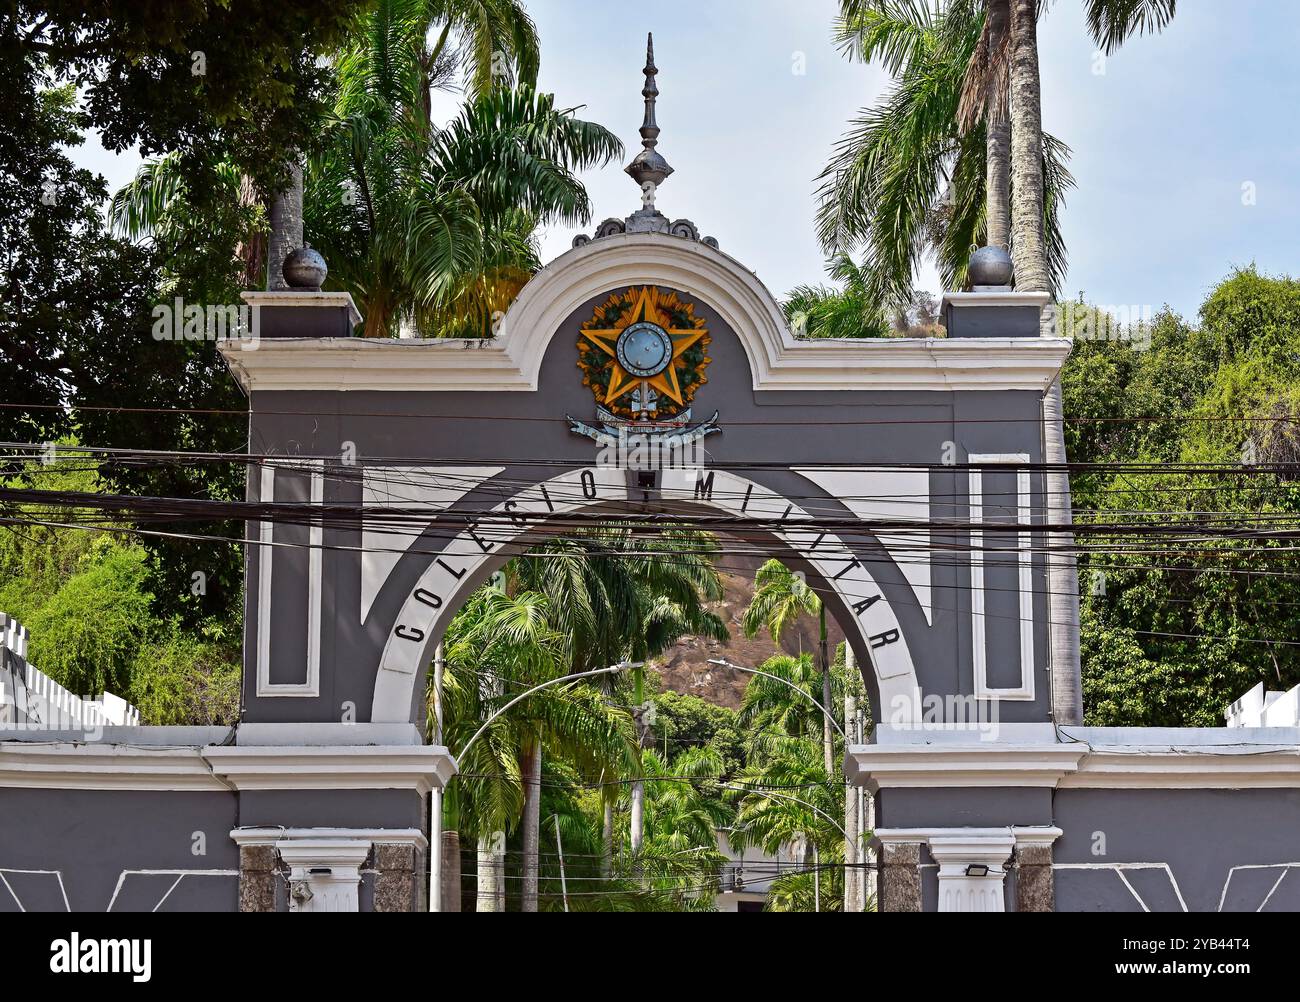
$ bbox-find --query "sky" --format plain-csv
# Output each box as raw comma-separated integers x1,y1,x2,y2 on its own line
72,0,1300,322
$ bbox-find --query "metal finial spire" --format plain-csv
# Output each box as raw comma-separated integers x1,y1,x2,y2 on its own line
625,32,674,190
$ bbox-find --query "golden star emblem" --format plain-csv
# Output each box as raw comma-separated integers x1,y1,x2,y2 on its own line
577,286,709,413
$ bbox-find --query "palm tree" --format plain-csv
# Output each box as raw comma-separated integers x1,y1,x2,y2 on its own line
1005,0,1177,724
511,526,728,867
820,0,1074,308
742,561,837,776
614,746,733,910
784,255,895,340
436,586,636,912
108,153,267,292
306,2,621,337
728,719,846,911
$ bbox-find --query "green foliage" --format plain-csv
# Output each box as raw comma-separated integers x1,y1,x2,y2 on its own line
1066,267,1300,725
818,0,1073,305
784,256,894,340
22,544,153,697
306,2,621,337
650,690,744,778
8,3,363,196
129,629,241,727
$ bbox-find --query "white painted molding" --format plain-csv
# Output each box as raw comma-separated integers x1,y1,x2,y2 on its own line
0,743,224,791
968,454,1035,701
846,743,1087,791
0,742,457,793
277,838,372,913
874,826,1062,845
240,290,363,327
230,827,427,849
255,461,323,697
928,832,1015,912
849,736,1300,790
940,291,1052,311
220,235,1071,393
1058,749,1300,789
203,744,457,795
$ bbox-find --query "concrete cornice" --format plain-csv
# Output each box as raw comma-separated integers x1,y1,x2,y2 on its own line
845,743,1087,791
0,741,456,794
219,234,1071,394
203,744,457,795
0,742,225,791
848,733,1300,791
940,291,1052,310
240,290,363,327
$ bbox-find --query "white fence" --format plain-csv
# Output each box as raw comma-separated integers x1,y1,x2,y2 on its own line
0,612,141,730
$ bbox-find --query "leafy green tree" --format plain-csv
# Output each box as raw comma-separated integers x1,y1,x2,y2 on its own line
6,2,362,196
650,690,744,778
1066,269,1300,725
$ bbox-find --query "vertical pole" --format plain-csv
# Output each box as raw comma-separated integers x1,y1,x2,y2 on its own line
631,663,645,857
813,843,820,913
859,707,874,904
430,642,445,912
844,694,859,913
554,815,570,913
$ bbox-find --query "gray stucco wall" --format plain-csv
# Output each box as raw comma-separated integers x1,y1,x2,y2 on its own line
1053,787,1300,912
0,789,238,912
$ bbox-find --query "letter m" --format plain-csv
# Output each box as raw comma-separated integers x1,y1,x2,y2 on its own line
693,471,715,501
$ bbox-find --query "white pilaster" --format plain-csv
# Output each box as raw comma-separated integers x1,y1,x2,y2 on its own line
928,832,1016,912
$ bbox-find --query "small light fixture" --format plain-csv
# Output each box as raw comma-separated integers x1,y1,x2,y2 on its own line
965,863,990,877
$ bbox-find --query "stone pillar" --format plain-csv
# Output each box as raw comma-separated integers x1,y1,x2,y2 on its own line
238,845,278,913
1012,828,1062,912
374,842,420,913
878,841,922,913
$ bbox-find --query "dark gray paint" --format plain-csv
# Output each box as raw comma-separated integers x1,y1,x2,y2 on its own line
944,302,1041,338
877,787,1055,828
0,789,238,912
1053,788,1300,912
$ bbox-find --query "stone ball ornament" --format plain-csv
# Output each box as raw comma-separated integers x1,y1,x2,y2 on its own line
282,243,329,291
968,245,1013,288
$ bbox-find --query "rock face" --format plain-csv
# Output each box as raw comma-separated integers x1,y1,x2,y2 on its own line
652,549,847,711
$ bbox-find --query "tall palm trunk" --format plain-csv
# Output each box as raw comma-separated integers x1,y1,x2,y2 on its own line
520,743,542,912
1008,0,1048,293
476,833,500,912
819,607,834,777
1008,0,1083,724
601,798,614,878
985,0,1012,250
266,162,303,290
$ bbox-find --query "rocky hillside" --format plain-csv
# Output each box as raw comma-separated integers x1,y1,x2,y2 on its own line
651,549,846,711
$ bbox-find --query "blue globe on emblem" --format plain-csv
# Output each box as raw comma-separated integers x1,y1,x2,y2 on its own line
616,321,673,378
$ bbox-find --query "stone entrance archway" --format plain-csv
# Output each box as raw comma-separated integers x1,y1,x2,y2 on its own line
370,465,922,724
